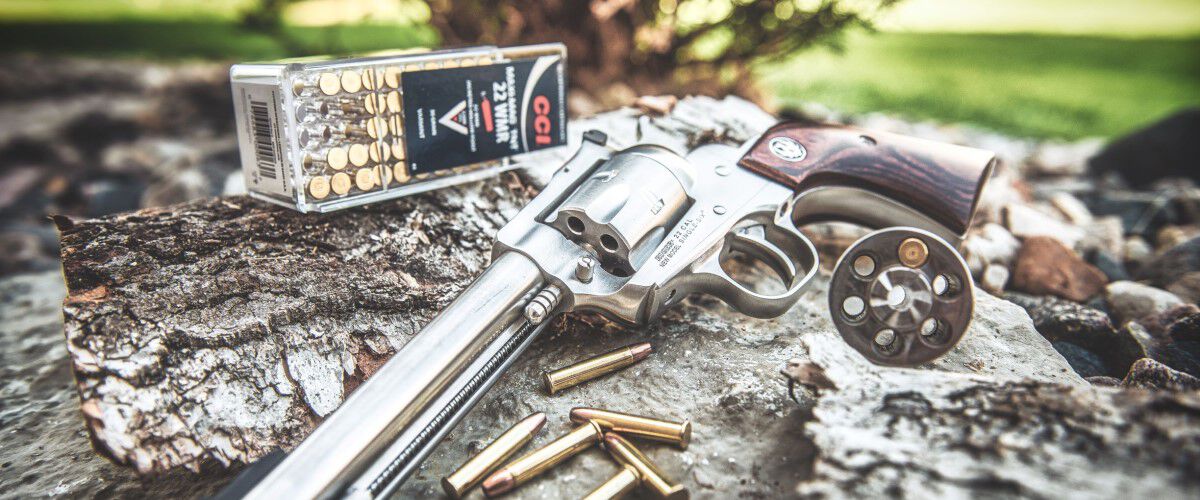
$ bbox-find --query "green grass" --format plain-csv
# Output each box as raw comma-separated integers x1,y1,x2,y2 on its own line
0,17,1196,140
760,31,1200,139
0,20,437,61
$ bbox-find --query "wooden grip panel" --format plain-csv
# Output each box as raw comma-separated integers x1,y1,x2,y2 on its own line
738,122,996,236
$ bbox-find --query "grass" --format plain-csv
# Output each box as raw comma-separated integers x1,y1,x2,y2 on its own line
760,31,1200,139
0,16,1196,140
0,20,437,61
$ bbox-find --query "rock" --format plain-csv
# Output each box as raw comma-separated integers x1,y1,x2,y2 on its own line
1138,235,1200,293
1079,216,1125,258
1083,189,1183,239
1089,108,1200,188
1139,303,1200,336
1121,358,1200,391
980,263,1009,294
141,168,211,207
961,222,1020,276
1011,236,1108,302
0,223,60,275
1052,341,1108,377
1169,313,1200,339
1167,272,1200,303
1003,203,1085,248
1049,191,1094,225
81,177,147,217
1152,343,1200,379
1025,138,1104,177
0,166,46,211
1124,235,1154,272
1089,249,1130,282
100,137,199,176
1105,281,1184,326
1004,292,1147,377
972,166,1028,224
1157,225,1199,251
633,95,678,116
1086,375,1121,386
791,313,1200,499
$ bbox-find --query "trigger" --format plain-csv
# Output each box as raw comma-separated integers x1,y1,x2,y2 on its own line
731,225,796,282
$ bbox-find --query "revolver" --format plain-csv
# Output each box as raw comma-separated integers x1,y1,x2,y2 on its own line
233,122,995,498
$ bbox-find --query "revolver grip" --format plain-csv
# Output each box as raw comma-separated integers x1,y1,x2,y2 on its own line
738,121,996,236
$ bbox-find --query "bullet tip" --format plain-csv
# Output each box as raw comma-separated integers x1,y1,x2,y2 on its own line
568,407,592,424
481,470,515,497
630,342,653,361
523,412,548,435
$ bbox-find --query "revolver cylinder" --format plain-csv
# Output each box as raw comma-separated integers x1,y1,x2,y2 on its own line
549,145,695,275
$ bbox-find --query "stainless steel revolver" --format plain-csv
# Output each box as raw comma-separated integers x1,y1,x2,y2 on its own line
232,122,995,499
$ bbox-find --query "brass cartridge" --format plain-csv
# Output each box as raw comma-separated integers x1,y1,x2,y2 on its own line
543,343,652,394
441,412,547,499
307,176,330,199
481,421,603,497
582,465,640,500
603,433,688,500
570,408,691,450
898,237,929,268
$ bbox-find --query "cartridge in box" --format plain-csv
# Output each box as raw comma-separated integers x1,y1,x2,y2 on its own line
230,43,567,212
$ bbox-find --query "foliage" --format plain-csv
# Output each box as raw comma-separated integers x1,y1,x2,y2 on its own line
422,0,900,99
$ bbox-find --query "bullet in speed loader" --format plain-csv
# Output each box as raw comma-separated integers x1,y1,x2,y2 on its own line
481,421,603,497
582,465,641,500
441,412,547,499
543,342,652,394
570,408,692,449
603,433,688,500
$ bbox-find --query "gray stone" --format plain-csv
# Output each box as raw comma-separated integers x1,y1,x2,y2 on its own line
1167,272,1200,304
791,332,1200,499
961,222,1020,276
1105,281,1184,326
1139,236,1200,292
1049,191,1094,225
1090,249,1130,282
1080,215,1126,258
1124,235,1155,271
1122,358,1200,391
980,263,1010,295
1025,138,1104,177
1002,203,1085,248
1004,293,1147,377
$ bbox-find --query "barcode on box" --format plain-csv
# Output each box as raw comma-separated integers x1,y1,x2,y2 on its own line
234,83,289,198
249,99,279,180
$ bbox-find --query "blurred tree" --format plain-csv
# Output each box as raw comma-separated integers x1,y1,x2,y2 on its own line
240,0,306,54
424,0,901,104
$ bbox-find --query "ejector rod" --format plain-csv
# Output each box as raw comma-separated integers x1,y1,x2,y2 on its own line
243,252,545,499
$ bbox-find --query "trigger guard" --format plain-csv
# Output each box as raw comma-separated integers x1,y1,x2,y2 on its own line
729,224,798,287
689,211,819,319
